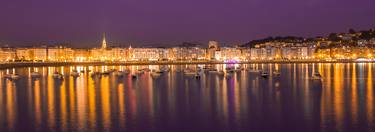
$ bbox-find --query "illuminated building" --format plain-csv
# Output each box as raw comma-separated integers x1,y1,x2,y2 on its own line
170,47,205,60
130,48,168,61
241,48,252,61
214,47,242,61
250,48,261,60
16,47,47,61
73,49,91,62
281,46,310,60
207,41,219,60
47,46,74,61
90,34,125,61
110,48,128,61
0,47,16,62
16,48,32,60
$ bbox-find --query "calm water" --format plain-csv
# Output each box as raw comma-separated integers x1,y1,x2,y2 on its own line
0,63,374,132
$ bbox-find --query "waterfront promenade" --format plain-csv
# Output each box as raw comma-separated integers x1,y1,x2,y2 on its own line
0,59,372,69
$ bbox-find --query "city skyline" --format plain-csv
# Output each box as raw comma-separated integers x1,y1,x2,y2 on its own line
1,0,375,47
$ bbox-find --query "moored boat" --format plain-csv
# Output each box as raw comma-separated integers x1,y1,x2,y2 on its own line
273,71,281,76
312,72,322,80
71,70,80,77
150,72,161,78
31,72,41,78
261,71,269,78
10,74,21,80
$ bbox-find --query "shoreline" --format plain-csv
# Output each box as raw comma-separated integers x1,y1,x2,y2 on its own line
0,60,374,69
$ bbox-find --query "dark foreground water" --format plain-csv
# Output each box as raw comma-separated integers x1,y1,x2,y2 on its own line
0,63,374,132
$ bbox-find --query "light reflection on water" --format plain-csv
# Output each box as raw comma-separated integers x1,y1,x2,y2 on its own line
0,63,374,132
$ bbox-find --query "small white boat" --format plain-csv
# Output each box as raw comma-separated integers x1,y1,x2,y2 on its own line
131,74,138,79
4,74,12,79
137,70,145,74
273,71,281,76
53,71,60,78
53,72,64,80
153,69,163,74
91,72,102,78
312,72,322,80
150,72,161,78
31,72,41,78
208,70,217,74
113,71,124,77
184,72,196,76
225,73,233,78
226,67,235,73
195,73,201,79
10,74,21,80
184,69,196,76
248,69,260,73
160,67,170,72
217,71,225,76
261,71,269,78
142,68,151,72
71,70,79,77
122,70,130,74
102,71,111,76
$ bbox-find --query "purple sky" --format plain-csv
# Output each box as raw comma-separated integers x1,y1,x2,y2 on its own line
0,0,374,47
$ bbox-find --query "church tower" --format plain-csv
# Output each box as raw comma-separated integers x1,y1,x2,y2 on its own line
102,33,107,49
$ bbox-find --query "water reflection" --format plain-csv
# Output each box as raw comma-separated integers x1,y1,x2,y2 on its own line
0,64,374,131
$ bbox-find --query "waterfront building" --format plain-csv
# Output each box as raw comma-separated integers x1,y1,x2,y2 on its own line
241,48,252,61
169,47,206,61
250,48,261,60
207,41,219,60
260,47,275,60
91,48,113,61
89,35,125,61
0,47,16,62
32,48,48,61
370,38,375,45
16,48,31,60
47,46,74,61
280,46,311,60
358,40,369,47
130,48,168,61
214,47,242,61
73,49,91,62
16,47,47,61
110,47,128,61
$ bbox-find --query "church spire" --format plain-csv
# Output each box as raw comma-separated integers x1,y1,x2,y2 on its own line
102,33,107,49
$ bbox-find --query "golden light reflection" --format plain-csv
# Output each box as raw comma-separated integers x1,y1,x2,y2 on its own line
76,74,87,129
221,77,228,123
351,63,358,124
47,75,55,130
60,77,67,131
333,63,344,131
69,77,77,126
34,79,42,128
101,76,111,130
118,83,126,128
0,64,375,131
87,73,96,130
366,63,373,125
5,81,17,131
0,78,3,128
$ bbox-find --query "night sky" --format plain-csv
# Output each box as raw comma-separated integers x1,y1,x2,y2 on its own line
0,0,374,47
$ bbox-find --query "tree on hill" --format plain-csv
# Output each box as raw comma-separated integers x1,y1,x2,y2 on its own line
328,33,341,42
349,29,356,34
359,31,372,40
